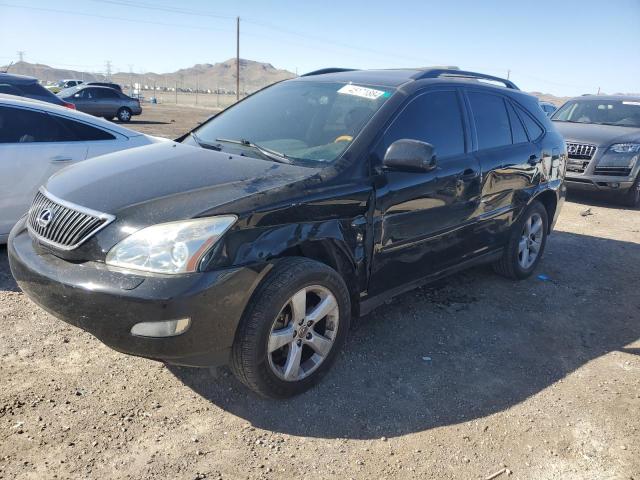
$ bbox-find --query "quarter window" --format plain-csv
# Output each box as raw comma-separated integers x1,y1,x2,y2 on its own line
381,90,465,159
506,102,528,144
515,104,544,140
468,92,512,150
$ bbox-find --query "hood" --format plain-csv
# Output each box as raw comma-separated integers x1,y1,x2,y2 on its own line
45,141,317,224
553,121,640,147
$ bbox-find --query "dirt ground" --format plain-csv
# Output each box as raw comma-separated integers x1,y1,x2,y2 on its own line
1,105,639,480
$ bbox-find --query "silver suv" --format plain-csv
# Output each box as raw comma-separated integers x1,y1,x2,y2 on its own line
552,95,640,207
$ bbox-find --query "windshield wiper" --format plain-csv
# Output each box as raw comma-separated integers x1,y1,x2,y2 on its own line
190,132,222,151
215,138,293,164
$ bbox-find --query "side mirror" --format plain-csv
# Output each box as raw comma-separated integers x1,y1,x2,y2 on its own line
383,139,437,172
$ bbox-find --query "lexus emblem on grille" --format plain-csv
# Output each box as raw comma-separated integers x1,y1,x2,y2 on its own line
567,145,577,154
37,209,54,228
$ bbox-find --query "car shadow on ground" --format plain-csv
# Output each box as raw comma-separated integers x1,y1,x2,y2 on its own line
170,230,640,439
0,246,19,292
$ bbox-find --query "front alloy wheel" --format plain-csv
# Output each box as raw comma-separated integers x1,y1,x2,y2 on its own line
230,257,350,398
267,286,339,382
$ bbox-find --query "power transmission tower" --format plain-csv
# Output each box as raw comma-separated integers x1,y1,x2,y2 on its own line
105,60,112,80
17,51,25,62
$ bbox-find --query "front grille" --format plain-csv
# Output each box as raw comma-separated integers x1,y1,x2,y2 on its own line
594,166,632,177
565,142,597,173
27,188,115,250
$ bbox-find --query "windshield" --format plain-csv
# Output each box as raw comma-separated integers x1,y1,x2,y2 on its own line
57,86,80,98
552,99,640,127
191,80,394,164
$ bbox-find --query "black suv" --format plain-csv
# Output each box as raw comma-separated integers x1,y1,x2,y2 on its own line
9,68,566,398
0,73,75,109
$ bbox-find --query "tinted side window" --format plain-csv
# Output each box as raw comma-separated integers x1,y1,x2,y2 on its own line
382,91,465,159
468,92,511,150
515,104,544,140
93,89,118,99
0,84,22,95
506,102,528,144
0,106,75,143
53,116,116,141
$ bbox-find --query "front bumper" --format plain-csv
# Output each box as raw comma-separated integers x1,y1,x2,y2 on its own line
8,220,268,367
565,175,634,192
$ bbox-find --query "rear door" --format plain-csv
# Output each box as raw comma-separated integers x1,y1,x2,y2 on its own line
465,90,540,247
368,88,481,296
0,106,88,236
92,88,121,118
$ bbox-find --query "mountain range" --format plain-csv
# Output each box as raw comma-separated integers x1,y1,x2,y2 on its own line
3,59,295,93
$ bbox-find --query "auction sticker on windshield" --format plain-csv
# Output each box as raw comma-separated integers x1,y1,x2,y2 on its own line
338,84,387,100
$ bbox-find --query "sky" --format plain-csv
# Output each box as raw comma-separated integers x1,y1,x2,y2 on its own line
1,0,639,97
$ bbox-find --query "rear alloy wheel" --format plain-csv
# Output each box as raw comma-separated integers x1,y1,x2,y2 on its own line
493,201,549,279
230,257,350,398
116,107,132,122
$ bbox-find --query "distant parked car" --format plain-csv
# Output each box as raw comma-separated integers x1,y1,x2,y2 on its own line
539,101,557,116
46,79,83,94
552,95,640,206
0,73,75,108
57,85,142,122
86,81,123,93
0,95,161,242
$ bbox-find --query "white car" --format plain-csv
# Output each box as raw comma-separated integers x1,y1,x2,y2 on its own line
0,95,163,243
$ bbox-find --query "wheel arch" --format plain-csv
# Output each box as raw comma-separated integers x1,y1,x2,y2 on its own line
532,189,558,230
278,239,361,317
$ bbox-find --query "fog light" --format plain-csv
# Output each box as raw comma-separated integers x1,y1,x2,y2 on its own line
609,182,620,188
130,318,191,338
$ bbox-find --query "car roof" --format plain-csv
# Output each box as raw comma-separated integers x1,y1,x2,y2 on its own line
0,93,142,137
294,67,520,91
0,72,38,85
569,94,640,102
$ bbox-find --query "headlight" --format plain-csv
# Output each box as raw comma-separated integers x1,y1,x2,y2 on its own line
105,216,236,274
609,143,640,154
598,144,640,168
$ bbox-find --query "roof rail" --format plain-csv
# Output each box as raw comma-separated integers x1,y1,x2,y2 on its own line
300,68,356,77
413,69,519,90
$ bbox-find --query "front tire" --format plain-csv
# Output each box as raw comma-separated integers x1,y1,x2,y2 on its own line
116,107,132,122
622,174,640,208
230,257,351,398
493,201,549,280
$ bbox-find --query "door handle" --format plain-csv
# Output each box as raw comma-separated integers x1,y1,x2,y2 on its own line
528,154,541,165
50,156,73,162
458,168,478,180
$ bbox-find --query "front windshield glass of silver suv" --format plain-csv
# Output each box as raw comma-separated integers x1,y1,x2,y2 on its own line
552,99,640,128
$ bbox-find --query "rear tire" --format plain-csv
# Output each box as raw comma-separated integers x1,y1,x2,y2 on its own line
622,174,640,208
230,257,350,398
116,107,132,122
493,201,549,280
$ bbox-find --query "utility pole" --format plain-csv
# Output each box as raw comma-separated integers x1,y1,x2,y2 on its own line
236,16,240,101
105,60,112,81
597,86,601,95
175,81,178,104
17,51,25,62
196,74,199,105
507,69,510,80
